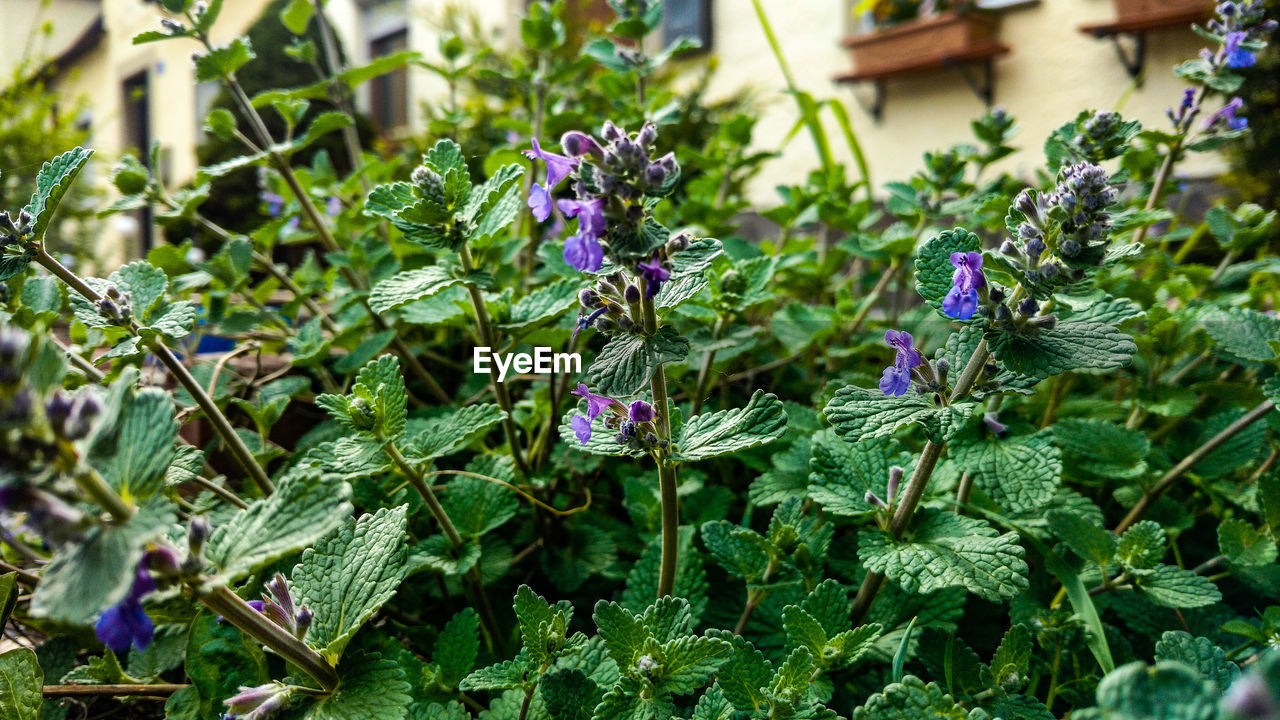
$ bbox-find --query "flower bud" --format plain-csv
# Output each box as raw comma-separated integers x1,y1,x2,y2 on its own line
666,232,691,253
45,393,74,434
295,606,313,640
561,131,603,159
16,209,32,231
188,516,210,557
644,162,668,187
63,395,100,441
1028,314,1058,329
1059,240,1082,257
347,397,377,431
597,278,620,297
623,283,642,305
989,288,1006,304
579,288,600,308
999,240,1019,256
864,491,888,510
596,316,618,334
617,315,636,333
983,412,1008,437
637,122,658,148
1017,298,1039,317
601,120,624,143
160,17,185,33
1040,262,1061,279
886,466,904,503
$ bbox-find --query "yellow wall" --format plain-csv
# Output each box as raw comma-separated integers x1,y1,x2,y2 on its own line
701,0,1223,203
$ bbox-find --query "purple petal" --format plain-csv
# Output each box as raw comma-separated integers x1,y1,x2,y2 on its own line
528,184,552,222
629,401,655,423
571,415,592,445
879,367,911,397
942,287,979,320
563,235,603,272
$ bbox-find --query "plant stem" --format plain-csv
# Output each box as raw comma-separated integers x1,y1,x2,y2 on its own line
639,288,680,599
691,316,725,416
34,248,276,496
1115,400,1275,533
199,585,338,692
383,441,503,652
458,246,530,476
733,559,777,635
43,684,188,698
954,473,974,511
851,340,989,626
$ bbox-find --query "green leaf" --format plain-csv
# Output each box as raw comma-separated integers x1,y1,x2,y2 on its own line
369,267,462,314
1203,307,1279,362
0,575,17,632
459,654,534,691
435,609,480,689
709,630,772,715
182,612,270,720
280,0,314,33
407,403,506,461
1218,518,1277,567
915,228,981,321
1134,565,1222,609
86,385,177,503
292,506,410,662
1045,509,1116,565
852,675,971,719
673,391,787,462
807,434,909,517
1052,419,1150,479
23,147,94,236
1090,661,1216,720
986,322,1136,380
502,279,581,330
659,635,731,694
440,458,517,539
989,624,1032,691
586,327,689,397
317,355,408,438
195,37,255,82
0,649,43,720
1259,473,1280,537
623,527,708,622
700,521,770,583
541,669,601,720
293,651,412,720
825,386,975,444
950,430,1060,514
1116,521,1167,573
30,502,173,624
1153,631,1239,693
516,585,578,666
858,509,1029,602
205,469,353,585
19,276,61,316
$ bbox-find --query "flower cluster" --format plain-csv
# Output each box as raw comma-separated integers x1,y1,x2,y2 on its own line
569,383,661,452
878,330,950,397
1048,161,1118,253
571,233,689,338
1177,1,1277,133
222,682,293,720
524,120,679,275
247,573,313,641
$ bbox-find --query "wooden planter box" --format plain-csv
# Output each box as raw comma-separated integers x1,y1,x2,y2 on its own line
1112,0,1211,23
843,12,997,78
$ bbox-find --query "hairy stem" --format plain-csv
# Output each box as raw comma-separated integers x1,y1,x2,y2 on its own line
383,441,503,652
34,249,275,496
1115,400,1275,533
851,340,989,626
42,684,188,698
639,288,680,598
199,585,338,692
459,246,530,476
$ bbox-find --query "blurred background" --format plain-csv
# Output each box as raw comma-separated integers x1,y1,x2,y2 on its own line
1,0,1275,271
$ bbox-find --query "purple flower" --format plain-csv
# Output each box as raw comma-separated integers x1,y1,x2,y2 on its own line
572,383,616,420
574,306,608,340
325,196,342,217
942,251,985,320
1206,96,1248,131
94,564,156,653
260,192,284,218
556,198,606,240
571,414,592,445
564,234,604,272
879,330,922,397
561,131,603,159
629,400,655,423
1224,31,1256,67
528,183,553,222
637,255,671,299
223,682,292,720
523,138,577,189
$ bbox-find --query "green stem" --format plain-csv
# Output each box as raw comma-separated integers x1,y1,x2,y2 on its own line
639,288,679,598
199,585,338,692
383,441,503,652
42,684,188,698
1115,400,1275,533
458,246,530,476
851,340,989,626
34,249,276,496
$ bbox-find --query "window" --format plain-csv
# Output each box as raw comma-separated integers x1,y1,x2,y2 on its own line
122,70,154,255
662,0,712,50
369,28,409,131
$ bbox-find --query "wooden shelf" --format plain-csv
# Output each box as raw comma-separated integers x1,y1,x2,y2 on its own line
1079,9,1210,82
834,42,1010,121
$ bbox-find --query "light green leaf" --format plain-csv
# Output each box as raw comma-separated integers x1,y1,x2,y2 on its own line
825,386,975,444
502,279,581,329
1090,661,1216,720
586,327,689,397
195,37,255,82
206,470,353,585
950,430,1060,514
852,675,971,719
293,651,412,720
0,649,43,720
1204,307,1280,362
700,521,770,583
674,391,787,462
659,635,731,695
986,322,1136,380
87,385,177,503
1153,632,1239,693
858,509,1029,602
369,267,462,315
24,147,94,236
1116,521,1166,573
435,609,479,689
280,0,314,34
291,506,410,662
1045,509,1116,565
407,403,506,461
1218,518,1277,567
709,630,772,715
1134,566,1222,609
807,434,908,517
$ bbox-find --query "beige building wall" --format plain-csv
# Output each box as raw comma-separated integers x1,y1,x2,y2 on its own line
700,0,1222,202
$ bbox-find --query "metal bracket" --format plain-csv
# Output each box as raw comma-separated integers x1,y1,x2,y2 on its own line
956,58,997,107
1107,32,1147,83
851,79,887,123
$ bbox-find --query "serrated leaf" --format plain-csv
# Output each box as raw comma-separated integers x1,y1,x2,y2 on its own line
206,470,353,584
292,651,412,720
435,609,479,688
369,267,462,314
950,430,1060,514
858,509,1029,602
1091,661,1217,720
291,506,410,662
407,403,505,461
674,391,787,462
807,434,908,517
30,502,173,625
986,322,1136,380
1204,307,1280,363
195,37,255,82
701,521,770,583
586,327,689,397
1218,518,1277,567
1134,565,1222,609
852,675,971,719
502,279,580,329
709,630,772,715
0,649,42,720
86,385,176,504
1045,509,1116,565
659,635,731,694
1117,521,1166,573
622,528,708,621
459,654,534,691
24,147,94,236
1153,631,1239,693
825,386,975,444
1052,419,1150,479
541,668,600,720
